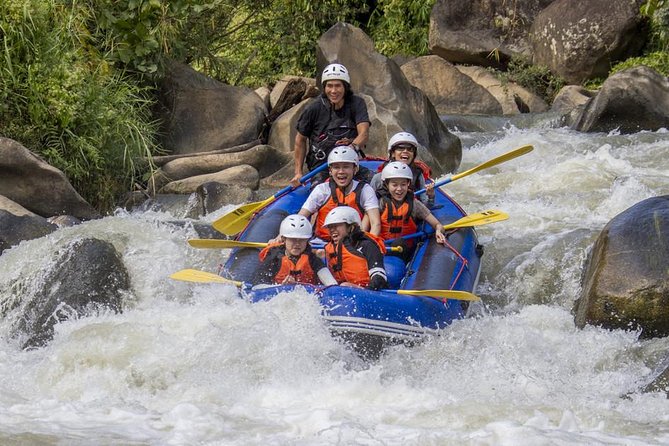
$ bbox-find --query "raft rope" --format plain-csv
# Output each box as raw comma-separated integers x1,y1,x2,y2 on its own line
442,229,468,290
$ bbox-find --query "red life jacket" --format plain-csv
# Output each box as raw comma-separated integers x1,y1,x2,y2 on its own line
379,196,418,241
324,231,386,287
314,180,365,240
258,243,318,284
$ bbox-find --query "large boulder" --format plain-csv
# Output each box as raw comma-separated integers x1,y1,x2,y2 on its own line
456,66,548,114
0,138,99,220
7,238,130,349
429,0,556,68
401,56,503,115
0,195,57,255
156,60,268,155
266,100,311,154
159,165,259,194
573,66,669,134
148,144,291,192
574,196,669,338
530,0,646,84
317,22,461,176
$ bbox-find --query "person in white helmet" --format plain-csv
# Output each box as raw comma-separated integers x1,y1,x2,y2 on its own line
377,161,446,259
298,145,380,242
370,131,436,206
253,214,337,286
290,62,372,188
322,206,388,290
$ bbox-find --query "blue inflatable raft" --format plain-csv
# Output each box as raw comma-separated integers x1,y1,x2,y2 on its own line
222,159,483,358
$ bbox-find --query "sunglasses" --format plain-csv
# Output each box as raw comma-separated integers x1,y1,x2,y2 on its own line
393,145,416,152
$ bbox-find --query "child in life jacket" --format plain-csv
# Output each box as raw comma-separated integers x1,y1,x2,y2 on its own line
298,145,380,241
323,206,388,290
376,161,446,258
253,214,338,286
370,132,435,206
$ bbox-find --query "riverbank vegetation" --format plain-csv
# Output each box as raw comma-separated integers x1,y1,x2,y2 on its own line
0,0,667,212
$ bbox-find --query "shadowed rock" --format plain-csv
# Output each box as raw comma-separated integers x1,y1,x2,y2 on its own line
0,138,99,220
575,196,669,338
401,56,502,115
0,196,57,255
156,60,268,155
8,238,130,349
530,0,646,84
573,66,669,134
429,0,555,68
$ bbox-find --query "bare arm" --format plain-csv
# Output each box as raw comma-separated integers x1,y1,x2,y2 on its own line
291,132,308,187
424,213,446,244
366,208,381,236
353,121,369,149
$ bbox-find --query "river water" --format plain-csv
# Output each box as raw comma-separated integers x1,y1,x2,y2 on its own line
1,116,668,445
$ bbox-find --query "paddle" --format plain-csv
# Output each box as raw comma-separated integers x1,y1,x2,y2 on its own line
169,269,479,301
189,210,507,249
442,209,508,230
187,238,403,253
384,209,509,244
390,289,480,302
211,162,329,236
170,269,243,286
415,144,533,195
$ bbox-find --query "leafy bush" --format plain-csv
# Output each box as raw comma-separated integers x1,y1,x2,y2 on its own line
209,0,366,86
0,0,159,212
609,51,669,76
368,0,435,57
604,2,669,82
641,0,669,52
498,57,566,103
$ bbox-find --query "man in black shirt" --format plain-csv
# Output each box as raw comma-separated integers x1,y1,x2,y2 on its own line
290,63,372,187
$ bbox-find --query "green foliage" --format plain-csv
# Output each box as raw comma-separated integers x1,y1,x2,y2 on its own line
641,0,669,52
0,0,159,212
89,0,228,77
499,57,566,104
368,0,435,57
609,51,669,76
599,1,669,84
208,0,365,86
87,0,364,85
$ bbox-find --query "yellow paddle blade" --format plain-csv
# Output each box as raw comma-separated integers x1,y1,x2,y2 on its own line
395,289,480,301
442,210,509,230
450,144,533,182
169,269,243,286
188,239,268,249
211,195,275,236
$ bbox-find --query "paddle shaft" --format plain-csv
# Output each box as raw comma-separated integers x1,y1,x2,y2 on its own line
170,269,478,301
384,209,508,244
188,238,402,252
270,162,329,199
414,145,533,195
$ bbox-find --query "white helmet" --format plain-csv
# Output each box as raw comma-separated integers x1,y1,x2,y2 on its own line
327,145,359,166
387,132,419,155
322,63,350,86
323,206,361,227
381,161,414,182
279,214,313,239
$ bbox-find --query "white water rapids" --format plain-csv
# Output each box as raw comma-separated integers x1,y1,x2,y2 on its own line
1,120,668,445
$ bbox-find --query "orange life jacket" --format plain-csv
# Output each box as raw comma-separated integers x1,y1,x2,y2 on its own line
258,243,318,284
379,196,418,241
324,231,386,287
314,180,365,240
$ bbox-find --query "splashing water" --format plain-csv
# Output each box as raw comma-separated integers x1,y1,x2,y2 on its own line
1,124,668,445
